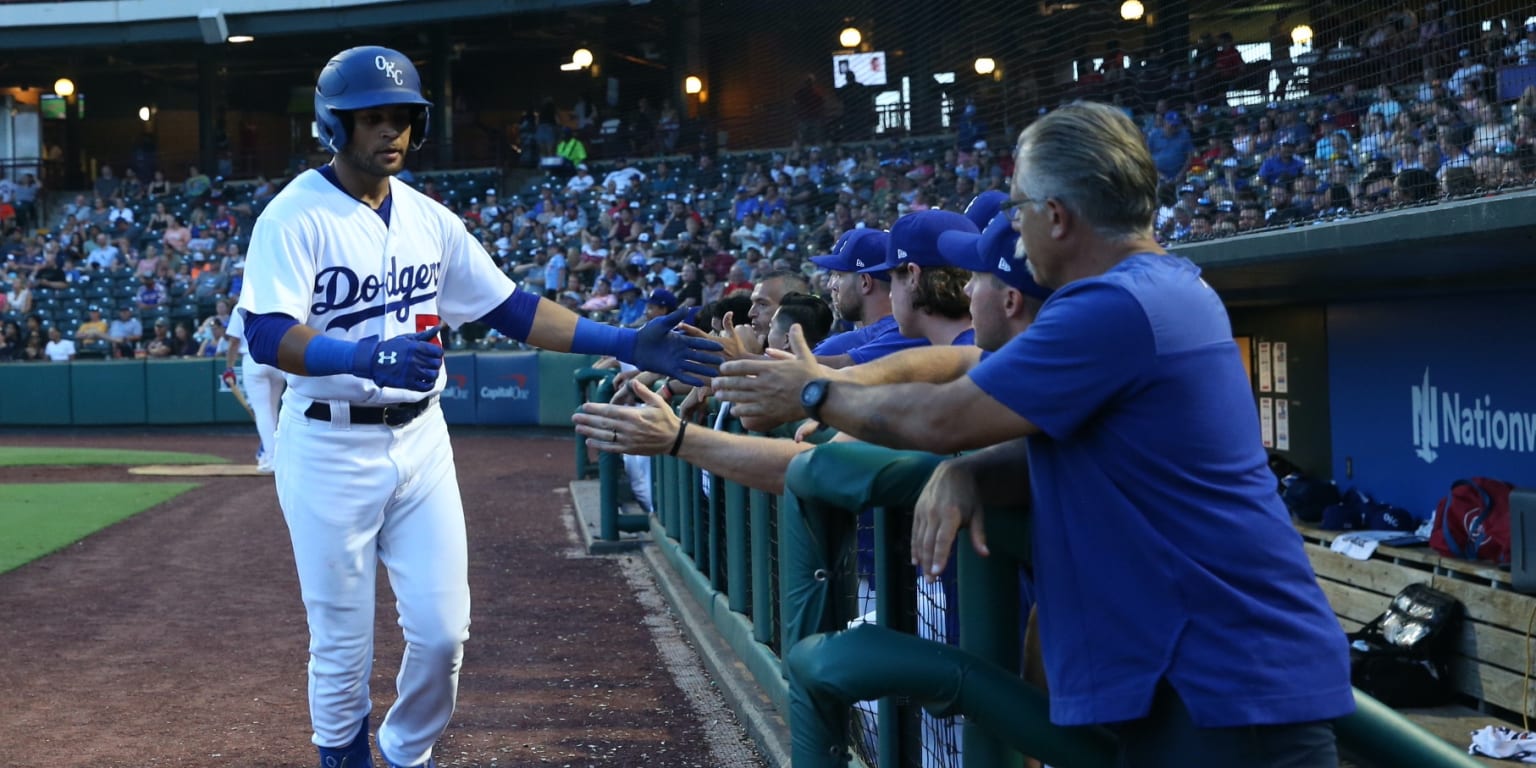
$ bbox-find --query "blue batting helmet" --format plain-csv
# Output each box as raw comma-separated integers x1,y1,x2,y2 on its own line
314,45,432,153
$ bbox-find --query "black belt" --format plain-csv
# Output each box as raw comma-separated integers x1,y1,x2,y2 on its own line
304,396,436,427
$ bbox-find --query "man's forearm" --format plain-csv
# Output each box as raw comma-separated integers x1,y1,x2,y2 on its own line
821,381,951,450
838,345,982,387
947,439,1032,507
676,423,813,496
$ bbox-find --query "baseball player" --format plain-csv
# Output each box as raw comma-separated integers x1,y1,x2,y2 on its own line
236,46,721,768
225,305,287,472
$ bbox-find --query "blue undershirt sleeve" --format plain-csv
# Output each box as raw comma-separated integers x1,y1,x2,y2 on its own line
244,311,299,367
476,287,542,342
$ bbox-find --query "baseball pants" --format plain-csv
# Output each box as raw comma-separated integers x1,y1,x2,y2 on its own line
275,397,470,768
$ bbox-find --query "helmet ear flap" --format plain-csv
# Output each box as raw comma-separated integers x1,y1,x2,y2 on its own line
314,99,348,153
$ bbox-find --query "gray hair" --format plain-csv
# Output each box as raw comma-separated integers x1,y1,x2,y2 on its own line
1012,101,1159,240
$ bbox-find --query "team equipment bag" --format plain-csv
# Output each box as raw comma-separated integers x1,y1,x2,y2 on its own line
1347,584,1463,708
1430,477,1517,563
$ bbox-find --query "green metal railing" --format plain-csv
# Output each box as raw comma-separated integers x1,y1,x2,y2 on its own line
573,366,648,541
574,386,1484,768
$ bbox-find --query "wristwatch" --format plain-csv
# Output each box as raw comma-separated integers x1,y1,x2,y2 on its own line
800,378,832,422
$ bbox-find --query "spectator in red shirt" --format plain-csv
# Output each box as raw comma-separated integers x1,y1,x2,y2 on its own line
1215,32,1246,82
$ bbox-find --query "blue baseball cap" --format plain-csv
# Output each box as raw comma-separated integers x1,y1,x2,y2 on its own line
861,210,977,274
936,212,1052,301
646,288,678,310
613,280,639,294
962,190,1010,229
811,229,891,278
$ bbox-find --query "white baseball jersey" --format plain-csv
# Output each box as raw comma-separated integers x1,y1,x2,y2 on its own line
237,169,515,404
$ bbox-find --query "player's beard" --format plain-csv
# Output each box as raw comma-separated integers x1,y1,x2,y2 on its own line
834,283,862,323
342,142,406,179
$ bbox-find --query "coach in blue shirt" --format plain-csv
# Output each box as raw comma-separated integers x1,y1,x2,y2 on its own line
717,101,1353,766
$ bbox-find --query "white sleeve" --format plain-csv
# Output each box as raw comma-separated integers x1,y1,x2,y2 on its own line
225,305,246,343
237,209,316,323
433,206,518,328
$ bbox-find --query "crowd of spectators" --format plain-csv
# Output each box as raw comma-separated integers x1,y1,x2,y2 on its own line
8,15,1536,363
1142,70,1536,244
0,162,268,362
430,132,1010,350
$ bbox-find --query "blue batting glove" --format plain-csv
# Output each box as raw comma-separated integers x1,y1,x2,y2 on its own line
351,325,445,392
632,307,723,387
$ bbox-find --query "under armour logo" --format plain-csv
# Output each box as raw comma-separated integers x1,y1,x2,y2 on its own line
375,55,404,85
378,351,398,366
997,257,1012,272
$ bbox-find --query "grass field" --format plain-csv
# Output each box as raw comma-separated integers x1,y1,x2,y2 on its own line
0,446,226,467
0,482,199,573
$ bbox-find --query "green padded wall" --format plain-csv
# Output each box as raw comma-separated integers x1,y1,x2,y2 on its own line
538,352,600,427
146,358,218,424
0,363,72,425
70,361,148,425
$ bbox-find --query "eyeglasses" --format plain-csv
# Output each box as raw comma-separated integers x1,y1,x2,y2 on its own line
1000,194,1044,222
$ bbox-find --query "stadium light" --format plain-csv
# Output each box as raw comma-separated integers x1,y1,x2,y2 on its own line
974,57,996,76
572,48,594,69
54,77,75,98
1291,24,1314,46
138,106,151,122
684,76,703,95
227,35,254,44
1120,0,1144,21
560,62,583,72
839,27,862,48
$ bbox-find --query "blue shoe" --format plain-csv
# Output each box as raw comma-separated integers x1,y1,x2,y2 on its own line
385,761,435,768
317,719,373,768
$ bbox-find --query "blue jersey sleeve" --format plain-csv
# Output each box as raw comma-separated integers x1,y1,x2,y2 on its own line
967,282,1154,438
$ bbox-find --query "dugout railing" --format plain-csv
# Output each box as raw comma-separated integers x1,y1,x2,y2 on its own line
576,383,1485,768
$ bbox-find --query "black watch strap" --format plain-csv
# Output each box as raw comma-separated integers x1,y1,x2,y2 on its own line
801,378,832,422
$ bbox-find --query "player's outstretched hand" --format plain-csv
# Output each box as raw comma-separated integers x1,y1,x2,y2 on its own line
573,378,682,456
355,325,445,392
911,458,988,582
632,307,724,387
713,324,830,429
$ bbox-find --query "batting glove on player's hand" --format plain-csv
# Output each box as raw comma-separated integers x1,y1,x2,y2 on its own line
221,368,237,388
351,326,445,392
631,307,723,387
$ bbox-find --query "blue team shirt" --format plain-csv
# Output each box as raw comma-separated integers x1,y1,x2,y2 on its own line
967,253,1353,728
814,325,873,356
845,314,929,364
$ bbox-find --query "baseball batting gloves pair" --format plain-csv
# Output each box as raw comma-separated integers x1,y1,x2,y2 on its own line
351,325,444,392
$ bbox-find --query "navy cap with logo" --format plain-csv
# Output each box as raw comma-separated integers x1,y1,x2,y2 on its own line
936,212,1052,301
962,190,1010,229
646,288,678,310
810,229,891,279
861,209,977,274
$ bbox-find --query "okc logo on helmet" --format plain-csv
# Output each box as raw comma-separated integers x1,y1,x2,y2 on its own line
375,55,404,85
